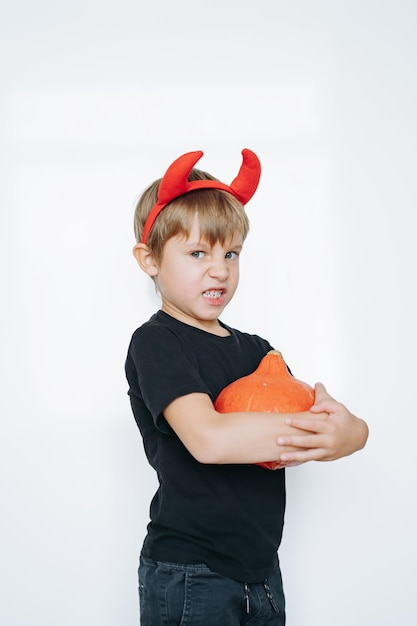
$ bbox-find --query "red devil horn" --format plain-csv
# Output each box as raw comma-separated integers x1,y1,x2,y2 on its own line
158,151,204,205
229,149,261,205
140,148,261,244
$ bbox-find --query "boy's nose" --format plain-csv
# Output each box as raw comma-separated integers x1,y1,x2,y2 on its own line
209,257,229,280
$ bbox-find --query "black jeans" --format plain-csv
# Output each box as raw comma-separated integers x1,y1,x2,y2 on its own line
138,556,285,625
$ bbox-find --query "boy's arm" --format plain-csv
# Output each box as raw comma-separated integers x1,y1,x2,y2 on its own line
163,392,329,465
164,383,368,466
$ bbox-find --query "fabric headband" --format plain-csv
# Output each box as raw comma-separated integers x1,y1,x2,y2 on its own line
141,148,261,244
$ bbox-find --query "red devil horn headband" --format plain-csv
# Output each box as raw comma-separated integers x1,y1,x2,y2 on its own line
141,148,261,244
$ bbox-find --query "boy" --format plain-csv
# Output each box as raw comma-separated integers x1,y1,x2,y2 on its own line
125,149,368,625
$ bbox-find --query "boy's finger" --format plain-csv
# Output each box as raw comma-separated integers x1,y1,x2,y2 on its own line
283,415,328,432
313,382,328,398
311,382,336,411
280,448,327,463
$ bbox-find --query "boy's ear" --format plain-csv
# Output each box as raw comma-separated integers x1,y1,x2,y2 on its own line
132,243,158,277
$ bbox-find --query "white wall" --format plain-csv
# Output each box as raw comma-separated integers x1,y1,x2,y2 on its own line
1,1,416,624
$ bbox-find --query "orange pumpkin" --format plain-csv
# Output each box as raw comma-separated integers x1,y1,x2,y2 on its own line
214,350,315,469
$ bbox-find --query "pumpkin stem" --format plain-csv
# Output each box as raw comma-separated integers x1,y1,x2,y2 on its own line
267,349,283,358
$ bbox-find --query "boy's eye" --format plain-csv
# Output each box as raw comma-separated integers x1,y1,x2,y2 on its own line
190,251,205,259
225,251,239,259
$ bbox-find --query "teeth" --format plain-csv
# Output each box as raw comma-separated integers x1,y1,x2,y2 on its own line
203,290,223,299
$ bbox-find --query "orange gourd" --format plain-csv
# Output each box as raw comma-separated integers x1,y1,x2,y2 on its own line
214,350,315,469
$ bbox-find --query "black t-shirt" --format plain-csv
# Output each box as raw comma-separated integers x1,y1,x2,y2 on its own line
125,310,286,583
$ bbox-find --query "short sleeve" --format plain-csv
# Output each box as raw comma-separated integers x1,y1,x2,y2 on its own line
127,325,211,432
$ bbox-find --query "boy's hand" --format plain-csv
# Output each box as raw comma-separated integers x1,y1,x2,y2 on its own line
277,383,369,464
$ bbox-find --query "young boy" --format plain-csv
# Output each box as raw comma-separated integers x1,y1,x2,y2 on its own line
125,149,368,625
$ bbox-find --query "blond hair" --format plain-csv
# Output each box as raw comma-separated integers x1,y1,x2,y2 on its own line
133,168,250,264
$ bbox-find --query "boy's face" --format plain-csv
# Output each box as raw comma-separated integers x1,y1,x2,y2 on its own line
155,214,243,333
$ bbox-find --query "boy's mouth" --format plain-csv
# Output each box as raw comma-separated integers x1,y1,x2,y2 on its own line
202,289,224,300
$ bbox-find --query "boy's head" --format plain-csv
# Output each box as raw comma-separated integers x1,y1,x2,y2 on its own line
133,169,250,266
133,149,261,267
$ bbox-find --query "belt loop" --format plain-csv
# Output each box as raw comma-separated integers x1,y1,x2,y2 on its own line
263,579,279,613
244,582,250,614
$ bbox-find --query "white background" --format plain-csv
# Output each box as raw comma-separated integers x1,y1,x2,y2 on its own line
1,1,416,624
